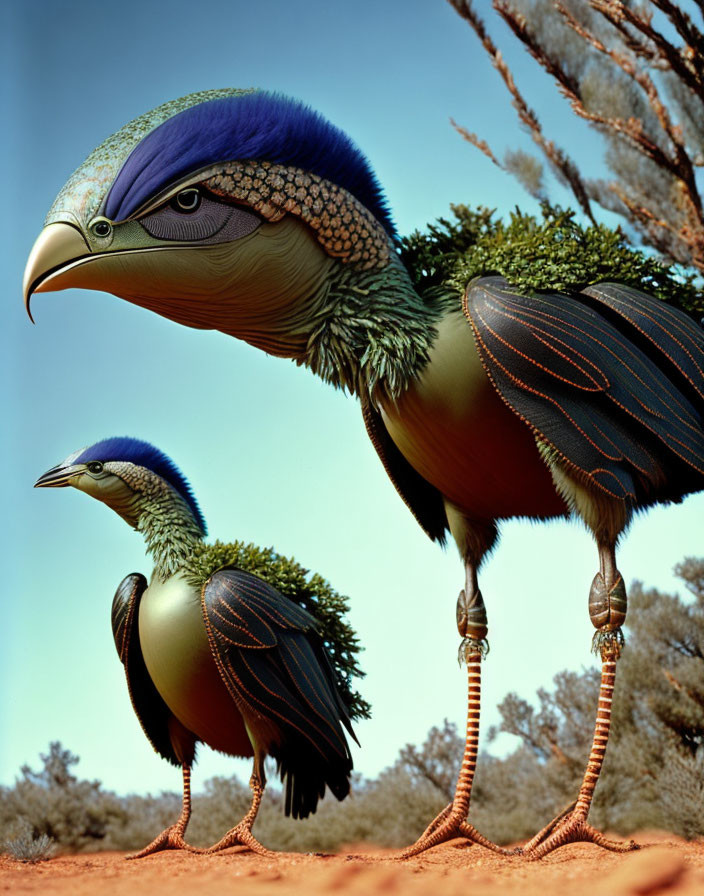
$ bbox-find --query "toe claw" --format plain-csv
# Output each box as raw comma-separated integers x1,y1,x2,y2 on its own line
522,813,639,860
127,825,190,859
399,808,513,859
198,824,275,857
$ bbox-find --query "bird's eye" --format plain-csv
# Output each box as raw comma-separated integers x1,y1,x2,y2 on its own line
171,189,201,214
87,462,103,474
90,219,112,238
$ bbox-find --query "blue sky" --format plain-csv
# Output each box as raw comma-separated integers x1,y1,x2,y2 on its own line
4,0,703,797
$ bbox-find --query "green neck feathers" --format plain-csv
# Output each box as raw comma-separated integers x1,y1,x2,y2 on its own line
299,252,449,402
138,502,204,583
106,462,204,582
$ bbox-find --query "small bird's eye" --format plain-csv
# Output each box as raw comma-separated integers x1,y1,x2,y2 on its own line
87,462,103,474
91,219,112,238
172,188,201,213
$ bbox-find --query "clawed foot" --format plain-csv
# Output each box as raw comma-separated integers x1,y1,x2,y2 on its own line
194,822,275,857
127,824,192,859
519,807,639,860
399,804,517,858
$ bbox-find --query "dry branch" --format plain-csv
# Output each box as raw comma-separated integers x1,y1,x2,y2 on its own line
449,0,704,273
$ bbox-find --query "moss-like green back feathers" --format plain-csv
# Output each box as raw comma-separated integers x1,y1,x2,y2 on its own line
401,204,703,317
183,540,369,720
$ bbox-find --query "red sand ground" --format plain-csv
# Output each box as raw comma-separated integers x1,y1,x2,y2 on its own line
2,833,704,896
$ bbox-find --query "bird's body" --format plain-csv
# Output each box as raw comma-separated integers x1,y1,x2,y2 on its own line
24,89,704,858
36,437,364,855
378,308,567,523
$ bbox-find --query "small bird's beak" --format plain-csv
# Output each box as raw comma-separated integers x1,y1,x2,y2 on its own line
34,464,81,488
23,223,91,322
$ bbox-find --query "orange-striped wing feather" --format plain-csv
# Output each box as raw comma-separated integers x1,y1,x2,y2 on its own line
201,568,354,818
464,276,704,504
581,282,704,408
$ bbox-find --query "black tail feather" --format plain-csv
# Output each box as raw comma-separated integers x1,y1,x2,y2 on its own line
275,735,352,819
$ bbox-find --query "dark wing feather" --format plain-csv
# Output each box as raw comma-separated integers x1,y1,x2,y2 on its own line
201,569,354,818
464,276,704,504
361,394,448,542
111,574,181,766
200,567,314,649
581,282,704,410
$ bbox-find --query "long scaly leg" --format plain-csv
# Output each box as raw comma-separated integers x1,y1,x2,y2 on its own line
195,766,275,856
400,572,515,858
521,544,639,859
128,763,193,858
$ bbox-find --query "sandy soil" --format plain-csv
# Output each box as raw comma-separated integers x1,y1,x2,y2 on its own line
2,833,703,896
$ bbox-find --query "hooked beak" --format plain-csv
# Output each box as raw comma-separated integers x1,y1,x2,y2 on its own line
23,223,91,322
34,464,81,488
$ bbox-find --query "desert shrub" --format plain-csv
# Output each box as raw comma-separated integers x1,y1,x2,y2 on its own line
0,743,125,853
3,817,55,863
397,719,462,803
657,745,704,840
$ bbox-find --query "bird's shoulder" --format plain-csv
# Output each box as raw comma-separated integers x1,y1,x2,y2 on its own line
201,567,318,650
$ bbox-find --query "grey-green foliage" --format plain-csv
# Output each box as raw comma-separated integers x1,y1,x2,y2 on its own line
184,540,370,720
400,204,703,316
0,743,126,854
4,818,55,863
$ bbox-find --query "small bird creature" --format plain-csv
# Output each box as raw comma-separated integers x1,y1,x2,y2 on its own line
35,436,362,857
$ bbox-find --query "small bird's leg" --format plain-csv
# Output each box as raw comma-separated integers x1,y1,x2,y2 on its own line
128,763,194,858
196,768,275,856
521,543,638,859
400,566,514,857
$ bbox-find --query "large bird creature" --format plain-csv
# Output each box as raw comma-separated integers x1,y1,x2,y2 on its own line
35,436,361,856
24,90,704,857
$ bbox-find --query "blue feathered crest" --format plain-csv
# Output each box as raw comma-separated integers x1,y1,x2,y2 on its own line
75,437,207,534
105,91,395,236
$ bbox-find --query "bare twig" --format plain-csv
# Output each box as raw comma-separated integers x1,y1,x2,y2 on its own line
497,4,681,178
449,0,595,219
451,120,502,166
590,0,704,99
448,0,704,272
650,0,704,58
556,1,703,218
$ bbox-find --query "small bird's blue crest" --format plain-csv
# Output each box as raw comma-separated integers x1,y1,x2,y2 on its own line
75,437,207,534
105,91,395,236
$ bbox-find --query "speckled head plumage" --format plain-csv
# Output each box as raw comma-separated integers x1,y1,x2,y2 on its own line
73,437,207,535
44,88,253,230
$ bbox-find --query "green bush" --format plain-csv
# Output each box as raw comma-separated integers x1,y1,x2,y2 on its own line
401,204,703,316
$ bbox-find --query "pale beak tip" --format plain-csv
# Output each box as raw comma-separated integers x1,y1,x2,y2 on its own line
34,466,72,488
23,222,91,323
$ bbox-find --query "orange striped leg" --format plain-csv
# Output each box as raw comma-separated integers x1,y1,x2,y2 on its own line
521,640,638,859
128,763,193,858
194,772,275,856
400,640,515,858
